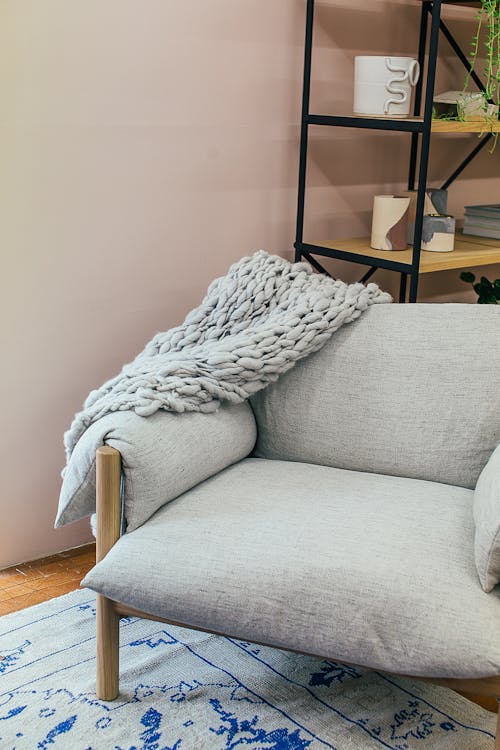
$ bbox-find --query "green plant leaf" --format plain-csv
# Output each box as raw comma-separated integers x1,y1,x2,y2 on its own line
480,275,493,287
460,271,476,283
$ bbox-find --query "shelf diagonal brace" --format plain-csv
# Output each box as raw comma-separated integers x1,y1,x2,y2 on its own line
359,267,377,284
435,12,491,99
302,251,334,278
441,132,492,190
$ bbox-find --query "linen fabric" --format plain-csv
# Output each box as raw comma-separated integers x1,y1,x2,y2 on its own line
474,443,500,592
55,403,256,531
82,458,500,679
251,304,500,490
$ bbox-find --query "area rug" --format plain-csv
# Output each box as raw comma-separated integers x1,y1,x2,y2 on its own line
0,590,496,750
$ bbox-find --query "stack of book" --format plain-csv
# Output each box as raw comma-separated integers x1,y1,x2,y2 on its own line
463,204,500,240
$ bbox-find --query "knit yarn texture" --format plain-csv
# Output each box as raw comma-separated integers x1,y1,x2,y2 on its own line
64,251,391,463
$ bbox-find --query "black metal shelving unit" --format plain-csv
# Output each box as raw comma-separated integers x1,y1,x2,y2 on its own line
294,0,498,302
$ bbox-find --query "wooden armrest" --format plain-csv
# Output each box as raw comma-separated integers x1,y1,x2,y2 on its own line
96,446,122,563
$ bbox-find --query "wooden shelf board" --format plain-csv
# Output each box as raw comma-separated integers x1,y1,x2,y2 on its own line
420,1,482,6
432,119,500,133
311,114,500,134
310,235,500,273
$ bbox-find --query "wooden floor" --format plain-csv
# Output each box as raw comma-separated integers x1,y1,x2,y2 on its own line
0,543,95,616
0,543,496,713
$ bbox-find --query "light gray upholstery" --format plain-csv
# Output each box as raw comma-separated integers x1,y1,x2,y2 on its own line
250,304,500,490
82,458,500,679
474,444,500,593
56,403,256,531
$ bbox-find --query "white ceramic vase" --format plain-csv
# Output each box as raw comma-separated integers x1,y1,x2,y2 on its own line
354,56,420,117
371,195,411,251
422,215,456,252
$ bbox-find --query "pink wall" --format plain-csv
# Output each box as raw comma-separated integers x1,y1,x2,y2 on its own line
1,0,498,567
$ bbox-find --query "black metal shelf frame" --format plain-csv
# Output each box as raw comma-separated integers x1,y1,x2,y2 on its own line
294,0,493,302
307,114,425,132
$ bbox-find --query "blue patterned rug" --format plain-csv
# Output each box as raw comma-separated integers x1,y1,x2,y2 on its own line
0,589,496,749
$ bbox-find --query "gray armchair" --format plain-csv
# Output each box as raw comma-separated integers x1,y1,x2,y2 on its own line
78,304,500,745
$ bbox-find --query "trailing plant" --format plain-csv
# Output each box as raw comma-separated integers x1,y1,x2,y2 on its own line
433,1,500,150
460,271,500,302
464,1,500,105
465,1,500,149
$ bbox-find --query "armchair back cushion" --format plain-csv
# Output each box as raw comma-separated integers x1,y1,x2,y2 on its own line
251,304,500,489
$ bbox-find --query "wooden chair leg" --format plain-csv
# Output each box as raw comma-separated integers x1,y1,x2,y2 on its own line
96,594,119,699
95,446,122,701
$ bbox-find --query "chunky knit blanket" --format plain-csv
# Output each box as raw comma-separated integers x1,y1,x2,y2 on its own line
64,251,391,463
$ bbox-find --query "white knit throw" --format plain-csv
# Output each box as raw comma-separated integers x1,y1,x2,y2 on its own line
64,251,391,462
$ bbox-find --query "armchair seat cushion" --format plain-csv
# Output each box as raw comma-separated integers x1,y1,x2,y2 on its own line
82,458,500,679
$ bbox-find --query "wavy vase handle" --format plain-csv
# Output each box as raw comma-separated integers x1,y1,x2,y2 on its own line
383,58,419,114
